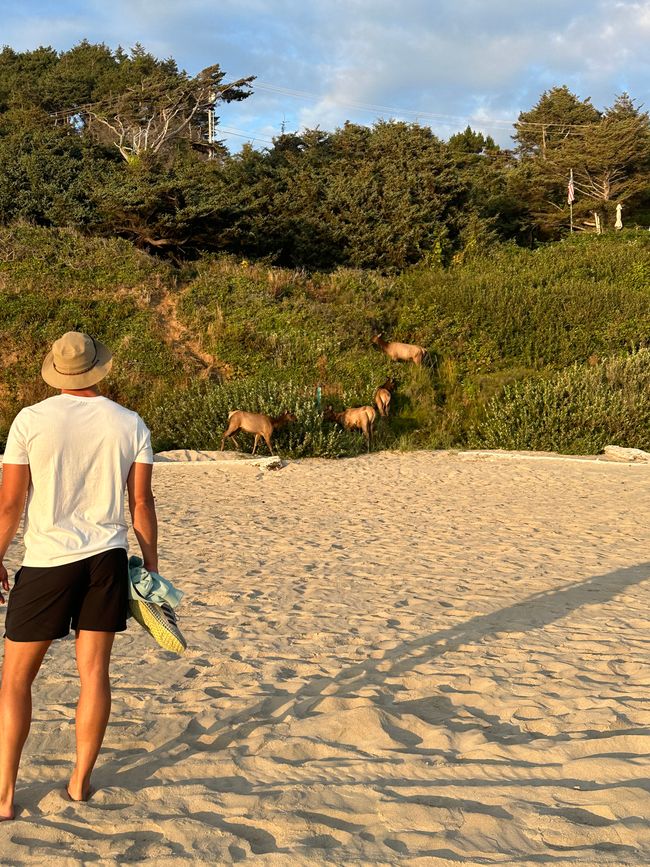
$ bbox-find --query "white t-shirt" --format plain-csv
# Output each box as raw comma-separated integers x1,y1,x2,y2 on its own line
3,395,153,567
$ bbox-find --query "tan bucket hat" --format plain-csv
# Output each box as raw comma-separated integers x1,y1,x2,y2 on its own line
41,331,113,389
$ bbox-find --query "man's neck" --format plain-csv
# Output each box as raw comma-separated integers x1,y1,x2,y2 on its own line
60,388,101,397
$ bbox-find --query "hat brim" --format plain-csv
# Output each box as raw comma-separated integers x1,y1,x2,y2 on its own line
41,340,113,389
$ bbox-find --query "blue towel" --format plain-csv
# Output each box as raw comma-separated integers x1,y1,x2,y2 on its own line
128,556,184,610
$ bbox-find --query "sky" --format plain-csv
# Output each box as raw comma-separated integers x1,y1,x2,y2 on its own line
1,0,649,150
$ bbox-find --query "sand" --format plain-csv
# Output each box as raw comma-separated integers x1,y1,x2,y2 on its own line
1,450,649,865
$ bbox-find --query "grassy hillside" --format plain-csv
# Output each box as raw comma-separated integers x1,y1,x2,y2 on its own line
1,225,649,455
0,226,186,435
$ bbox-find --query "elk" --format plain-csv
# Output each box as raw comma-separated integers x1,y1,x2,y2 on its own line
221,410,296,455
373,377,396,418
324,404,377,452
372,334,427,365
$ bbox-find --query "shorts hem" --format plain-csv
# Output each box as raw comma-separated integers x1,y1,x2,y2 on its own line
72,624,127,634
4,630,70,643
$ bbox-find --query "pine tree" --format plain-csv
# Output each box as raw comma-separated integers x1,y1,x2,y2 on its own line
514,85,601,159
515,88,650,233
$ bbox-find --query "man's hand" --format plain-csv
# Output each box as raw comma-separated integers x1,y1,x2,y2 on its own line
0,562,9,605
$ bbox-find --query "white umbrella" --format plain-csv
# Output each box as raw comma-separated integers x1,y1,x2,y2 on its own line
615,203,623,230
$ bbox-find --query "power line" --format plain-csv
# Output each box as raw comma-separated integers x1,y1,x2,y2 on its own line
254,81,597,132
256,82,514,128
218,126,274,145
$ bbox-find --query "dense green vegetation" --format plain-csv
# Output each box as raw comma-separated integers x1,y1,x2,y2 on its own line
1,44,650,268
474,350,650,454
1,225,649,456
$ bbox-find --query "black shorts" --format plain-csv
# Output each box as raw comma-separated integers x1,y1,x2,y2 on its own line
4,548,129,642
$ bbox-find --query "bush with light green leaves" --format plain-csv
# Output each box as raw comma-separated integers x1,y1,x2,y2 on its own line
473,350,650,454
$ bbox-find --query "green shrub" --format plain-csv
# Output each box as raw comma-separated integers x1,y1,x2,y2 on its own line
146,378,370,458
0,224,168,293
472,349,650,453
398,233,650,377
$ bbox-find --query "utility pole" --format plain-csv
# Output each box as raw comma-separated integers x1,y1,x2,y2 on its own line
207,92,216,159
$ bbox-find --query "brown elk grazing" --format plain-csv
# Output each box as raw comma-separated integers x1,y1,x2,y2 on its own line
372,334,427,365
324,404,377,452
374,377,396,418
221,410,296,455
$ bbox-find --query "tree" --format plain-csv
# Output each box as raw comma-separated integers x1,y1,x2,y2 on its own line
0,111,111,227
448,126,498,155
40,41,128,110
204,121,474,270
325,121,468,270
91,156,235,255
0,42,183,116
544,98,648,231
0,43,256,254
514,85,601,159
563,96,650,227
0,46,59,111
84,65,254,163
445,128,528,243
514,87,650,234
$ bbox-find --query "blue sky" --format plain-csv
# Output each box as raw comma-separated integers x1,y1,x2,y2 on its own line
1,0,649,149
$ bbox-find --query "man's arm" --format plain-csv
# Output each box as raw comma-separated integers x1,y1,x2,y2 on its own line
0,464,30,604
127,462,158,573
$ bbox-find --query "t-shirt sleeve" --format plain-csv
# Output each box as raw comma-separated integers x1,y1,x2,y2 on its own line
3,411,29,465
134,416,154,464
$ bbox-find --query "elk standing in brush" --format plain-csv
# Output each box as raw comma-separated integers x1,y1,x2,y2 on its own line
221,410,296,455
374,377,396,418
372,334,427,366
324,405,377,452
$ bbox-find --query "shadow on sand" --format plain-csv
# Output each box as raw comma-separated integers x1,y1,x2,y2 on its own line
102,562,650,787
24,561,650,859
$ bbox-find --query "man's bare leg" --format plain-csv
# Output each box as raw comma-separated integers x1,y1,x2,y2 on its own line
0,638,51,820
68,630,115,801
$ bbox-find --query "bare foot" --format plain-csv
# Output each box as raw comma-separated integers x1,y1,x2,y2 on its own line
66,771,92,802
0,804,14,821
65,786,93,803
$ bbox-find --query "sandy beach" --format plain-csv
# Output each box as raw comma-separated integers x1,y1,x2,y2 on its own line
0,450,649,865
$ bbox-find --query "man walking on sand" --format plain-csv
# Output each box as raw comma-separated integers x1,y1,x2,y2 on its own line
0,332,158,820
